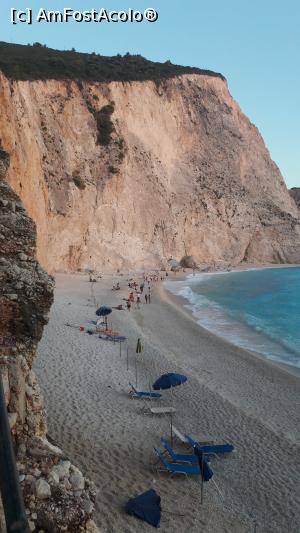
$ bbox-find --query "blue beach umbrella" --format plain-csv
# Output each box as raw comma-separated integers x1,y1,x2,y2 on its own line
96,305,112,330
153,373,187,390
96,305,112,316
153,373,187,443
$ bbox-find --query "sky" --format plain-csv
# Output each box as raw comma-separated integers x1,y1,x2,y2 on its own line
0,0,299,187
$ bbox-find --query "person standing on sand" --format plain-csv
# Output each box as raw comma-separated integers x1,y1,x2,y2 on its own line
145,293,148,304
129,291,134,302
136,295,141,309
148,291,151,304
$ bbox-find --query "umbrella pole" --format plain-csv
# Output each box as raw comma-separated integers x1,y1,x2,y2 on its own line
135,356,138,388
126,346,129,371
200,454,204,504
170,387,174,445
120,341,122,358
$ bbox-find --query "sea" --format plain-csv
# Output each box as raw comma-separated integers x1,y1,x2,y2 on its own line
165,266,300,369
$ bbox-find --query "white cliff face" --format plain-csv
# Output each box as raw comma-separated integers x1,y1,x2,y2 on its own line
0,72,299,271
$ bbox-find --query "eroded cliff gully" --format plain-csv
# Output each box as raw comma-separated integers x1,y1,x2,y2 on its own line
0,72,299,272
290,188,300,209
0,150,98,533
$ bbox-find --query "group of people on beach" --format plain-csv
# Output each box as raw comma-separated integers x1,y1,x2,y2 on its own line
109,270,169,312
115,271,170,311
126,281,151,310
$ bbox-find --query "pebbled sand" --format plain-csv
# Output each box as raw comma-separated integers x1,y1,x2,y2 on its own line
35,272,300,533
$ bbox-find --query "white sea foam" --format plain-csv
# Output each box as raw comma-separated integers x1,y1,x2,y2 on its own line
165,277,300,369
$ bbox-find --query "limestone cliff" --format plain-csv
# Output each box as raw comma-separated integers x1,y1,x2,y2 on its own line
0,150,98,532
290,188,300,209
0,60,299,271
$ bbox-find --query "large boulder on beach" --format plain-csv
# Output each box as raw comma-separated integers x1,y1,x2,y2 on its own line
168,258,181,271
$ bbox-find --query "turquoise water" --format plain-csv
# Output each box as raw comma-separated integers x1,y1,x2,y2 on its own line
166,267,300,369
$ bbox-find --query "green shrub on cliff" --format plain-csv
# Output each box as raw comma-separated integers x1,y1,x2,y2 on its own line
0,41,226,83
95,104,115,145
72,174,86,190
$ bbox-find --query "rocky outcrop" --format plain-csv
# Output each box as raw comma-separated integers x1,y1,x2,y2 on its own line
180,256,198,269
290,188,300,209
0,150,98,532
0,64,300,271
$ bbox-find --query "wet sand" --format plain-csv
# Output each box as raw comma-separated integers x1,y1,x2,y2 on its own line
35,272,300,532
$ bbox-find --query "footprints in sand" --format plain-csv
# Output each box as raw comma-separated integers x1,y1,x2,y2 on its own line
34,275,300,533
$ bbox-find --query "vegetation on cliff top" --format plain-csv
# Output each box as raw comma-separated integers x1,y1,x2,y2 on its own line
0,41,226,83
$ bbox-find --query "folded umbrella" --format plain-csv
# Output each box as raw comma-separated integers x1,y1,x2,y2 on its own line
194,448,214,482
136,338,143,353
194,446,214,505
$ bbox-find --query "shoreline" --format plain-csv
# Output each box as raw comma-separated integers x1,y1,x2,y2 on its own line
161,264,300,378
162,273,300,380
35,271,300,532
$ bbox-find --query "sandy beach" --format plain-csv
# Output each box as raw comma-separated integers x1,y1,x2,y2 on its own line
35,272,300,533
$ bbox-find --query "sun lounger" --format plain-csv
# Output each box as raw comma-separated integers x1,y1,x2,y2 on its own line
172,425,214,446
129,383,162,400
130,390,162,400
96,326,119,335
153,448,200,476
185,435,235,455
99,334,126,342
108,335,127,342
160,438,199,465
148,406,176,415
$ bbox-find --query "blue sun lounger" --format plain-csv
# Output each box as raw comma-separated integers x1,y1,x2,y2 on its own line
185,435,235,455
153,448,200,476
160,438,199,465
129,383,162,400
99,334,127,342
